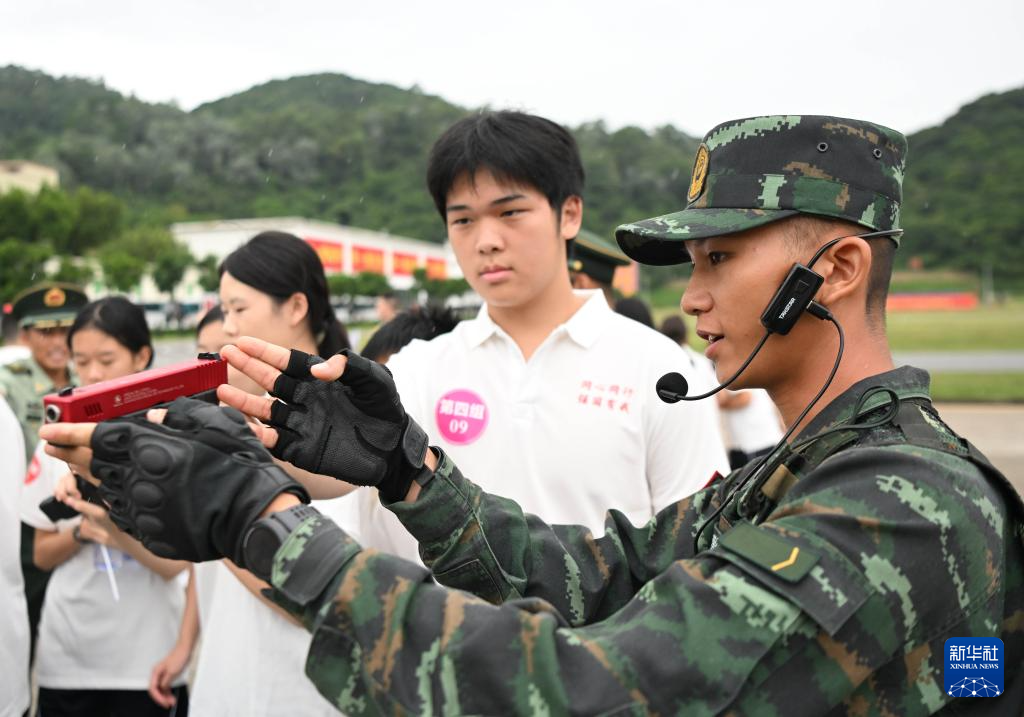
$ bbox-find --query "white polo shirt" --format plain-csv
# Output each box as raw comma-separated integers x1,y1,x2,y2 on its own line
0,399,29,717
723,388,785,454
19,443,186,690
356,290,728,560
189,493,358,717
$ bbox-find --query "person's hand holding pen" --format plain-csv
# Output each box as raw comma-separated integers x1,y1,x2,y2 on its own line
54,472,122,601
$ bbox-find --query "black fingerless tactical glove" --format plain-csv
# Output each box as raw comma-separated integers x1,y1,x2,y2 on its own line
90,397,310,564
267,348,429,502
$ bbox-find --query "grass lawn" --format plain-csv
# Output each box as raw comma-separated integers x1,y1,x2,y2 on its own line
929,373,1024,402
886,300,1024,352
651,297,1024,352
649,297,1024,401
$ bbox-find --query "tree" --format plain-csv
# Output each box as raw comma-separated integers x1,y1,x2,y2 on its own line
412,268,470,306
69,187,124,254
0,189,33,242
31,186,77,251
152,239,194,301
49,256,94,286
0,238,52,302
327,273,357,297
115,225,176,256
97,243,146,293
353,271,392,297
196,254,221,293
327,272,393,318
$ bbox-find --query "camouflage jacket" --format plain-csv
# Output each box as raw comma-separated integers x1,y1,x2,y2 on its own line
268,366,1024,715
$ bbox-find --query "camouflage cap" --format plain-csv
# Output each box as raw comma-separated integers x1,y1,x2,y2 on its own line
569,229,631,285
12,282,89,329
615,115,908,265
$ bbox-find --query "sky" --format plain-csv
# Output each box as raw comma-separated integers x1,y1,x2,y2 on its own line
3,0,1023,138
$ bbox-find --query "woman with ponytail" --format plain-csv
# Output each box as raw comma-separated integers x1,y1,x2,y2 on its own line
218,230,350,358
183,231,356,717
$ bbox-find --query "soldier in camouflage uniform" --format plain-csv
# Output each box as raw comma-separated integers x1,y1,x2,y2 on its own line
43,116,1023,715
0,282,86,661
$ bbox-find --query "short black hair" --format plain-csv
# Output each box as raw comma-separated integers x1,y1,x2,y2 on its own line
614,297,654,329
68,296,154,368
361,306,459,363
659,315,689,345
426,111,585,219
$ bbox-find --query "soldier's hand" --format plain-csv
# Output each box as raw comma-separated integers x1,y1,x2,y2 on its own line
218,337,430,501
42,398,309,564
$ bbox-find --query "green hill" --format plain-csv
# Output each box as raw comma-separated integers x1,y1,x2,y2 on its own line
900,87,1024,291
0,66,700,244
1,65,1022,289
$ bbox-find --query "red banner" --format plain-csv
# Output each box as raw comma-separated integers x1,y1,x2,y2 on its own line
352,246,385,274
426,258,447,280
304,237,343,273
886,292,979,312
393,252,418,276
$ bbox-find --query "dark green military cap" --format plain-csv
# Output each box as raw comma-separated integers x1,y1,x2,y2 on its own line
569,230,631,285
616,115,908,266
12,282,89,329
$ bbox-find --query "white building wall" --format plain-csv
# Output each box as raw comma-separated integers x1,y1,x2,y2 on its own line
171,217,461,298
78,217,464,312
0,160,59,194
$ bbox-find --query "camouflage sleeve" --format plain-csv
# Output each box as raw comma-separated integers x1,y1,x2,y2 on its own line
387,450,720,624
265,445,1014,714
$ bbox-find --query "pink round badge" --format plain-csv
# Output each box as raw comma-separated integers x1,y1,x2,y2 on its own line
435,389,488,445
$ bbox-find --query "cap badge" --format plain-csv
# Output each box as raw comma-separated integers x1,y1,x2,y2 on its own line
687,144,710,203
43,287,67,308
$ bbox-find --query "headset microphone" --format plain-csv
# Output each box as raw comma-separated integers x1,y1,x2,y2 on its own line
656,331,771,403
655,373,689,403
655,262,827,403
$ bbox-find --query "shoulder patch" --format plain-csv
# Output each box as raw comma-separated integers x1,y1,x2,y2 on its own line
5,361,31,374
719,522,819,583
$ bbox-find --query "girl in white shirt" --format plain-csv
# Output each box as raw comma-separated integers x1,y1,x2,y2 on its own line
21,296,189,716
162,232,357,716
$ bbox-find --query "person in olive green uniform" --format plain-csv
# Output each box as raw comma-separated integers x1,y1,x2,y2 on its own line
0,282,87,663
567,228,631,305
0,283,87,459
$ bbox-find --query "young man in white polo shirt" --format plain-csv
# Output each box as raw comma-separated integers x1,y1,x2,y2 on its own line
357,111,727,557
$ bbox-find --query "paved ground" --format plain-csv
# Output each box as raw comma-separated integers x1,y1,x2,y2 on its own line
895,352,1024,372
935,403,1024,497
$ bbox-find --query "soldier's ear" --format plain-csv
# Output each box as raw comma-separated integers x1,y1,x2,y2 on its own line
814,236,871,307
